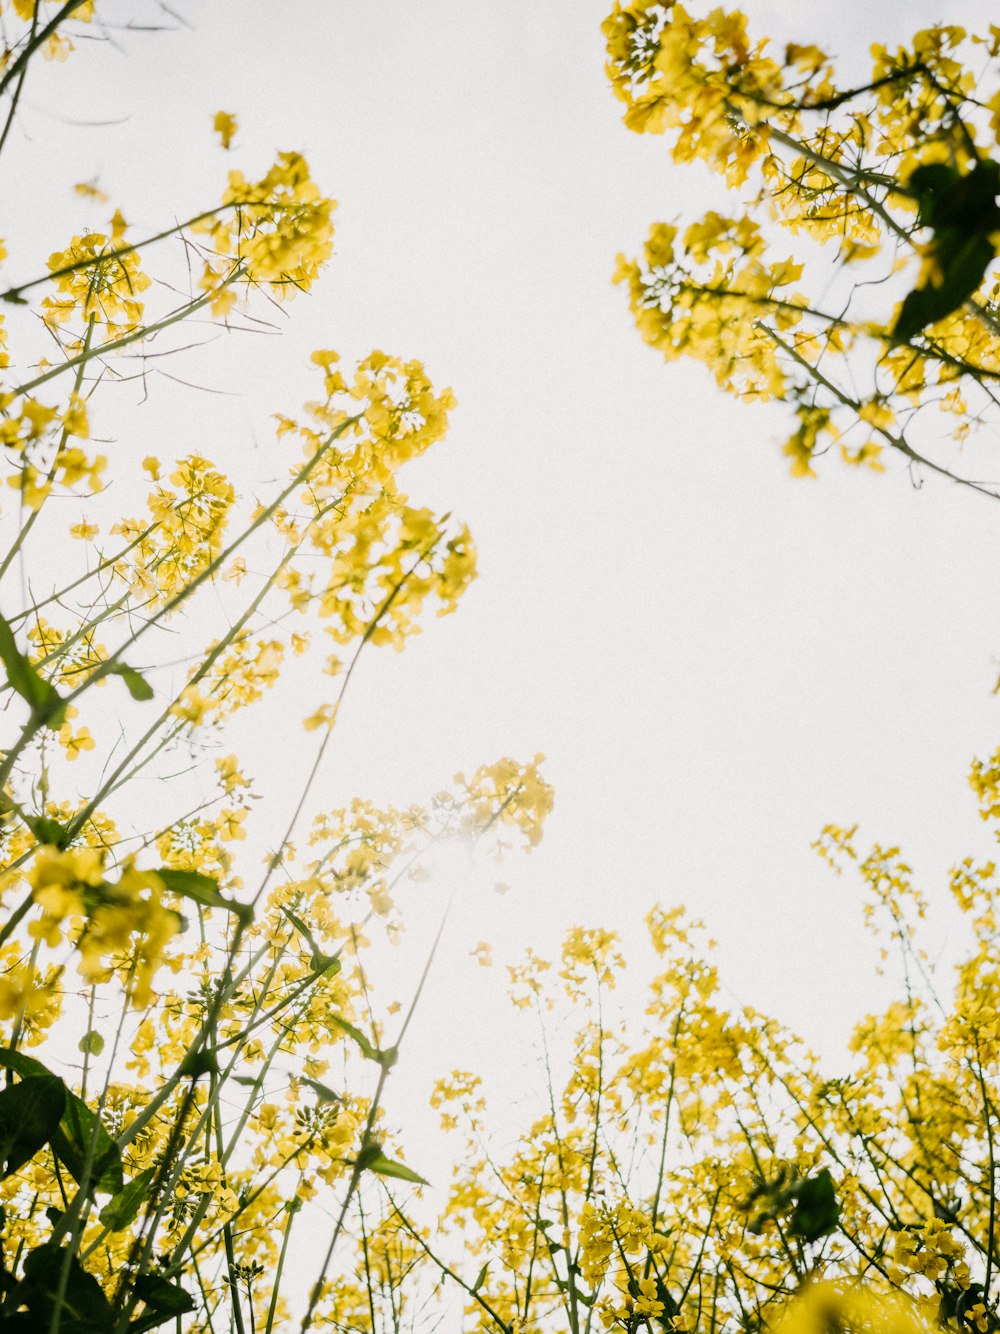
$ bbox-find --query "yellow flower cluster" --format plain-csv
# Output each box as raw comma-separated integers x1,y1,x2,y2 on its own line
0,391,104,508
29,847,180,1008
273,350,477,657
401,808,1000,1333
603,4,1000,489
0,23,561,1328
613,216,801,406
193,150,335,310
305,797,420,919
774,1283,937,1334
452,753,554,851
42,231,151,338
112,453,234,605
887,1219,969,1287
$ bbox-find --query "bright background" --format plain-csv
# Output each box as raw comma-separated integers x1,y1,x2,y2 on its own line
6,0,1000,1170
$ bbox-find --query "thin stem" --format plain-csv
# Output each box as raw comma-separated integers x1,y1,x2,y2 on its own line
0,0,87,101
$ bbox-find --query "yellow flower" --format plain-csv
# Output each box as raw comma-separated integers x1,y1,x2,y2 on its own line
213,110,238,149
170,683,210,726
59,725,96,760
74,180,108,203
109,209,128,245
470,940,493,967
218,807,248,842
303,703,337,731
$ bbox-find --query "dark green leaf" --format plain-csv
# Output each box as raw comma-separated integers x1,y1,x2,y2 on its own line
50,1092,123,1197
0,1050,122,1196
0,1074,66,1178
155,867,253,924
911,159,1000,232
106,662,153,702
17,1242,114,1333
26,816,70,848
128,1272,195,1332
0,1048,48,1079
908,162,962,229
99,1166,157,1232
892,160,1000,343
789,1168,839,1242
892,233,996,342
0,613,65,729
177,1048,218,1080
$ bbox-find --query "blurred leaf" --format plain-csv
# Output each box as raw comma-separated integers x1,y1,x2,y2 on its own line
106,662,153,702
99,1167,157,1232
26,816,70,848
156,867,253,924
0,1075,65,1178
129,1272,195,1332
789,1168,839,1242
0,1048,123,1196
892,159,1000,343
16,1242,114,1332
78,1032,104,1058
328,1015,378,1062
356,1143,428,1186
0,613,65,729
177,1048,218,1080
301,1077,342,1104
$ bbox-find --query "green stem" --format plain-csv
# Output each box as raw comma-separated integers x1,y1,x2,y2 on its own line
0,0,88,101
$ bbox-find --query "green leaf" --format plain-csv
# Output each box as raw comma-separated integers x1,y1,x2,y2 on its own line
789,1168,840,1243
49,1091,123,1197
0,1050,123,1197
301,1077,342,1104
0,1074,66,1178
280,905,340,972
78,1031,104,1058
12,1249,98,1330
892,232,996,342
357,1144,428,1187
0,613,65,729
471,1262,489,1294
26,816,70,848
98,1166,156,1232
128,1272,195,1332
106,662,153,702
155,867,253,924
177,1048,219,1080
328,1014,379,1062
892,159,1000,343
326,1016,394,1069
17,1243,114,1333
908,162,962,229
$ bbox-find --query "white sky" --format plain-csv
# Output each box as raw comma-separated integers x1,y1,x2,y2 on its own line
7,0,1000,1177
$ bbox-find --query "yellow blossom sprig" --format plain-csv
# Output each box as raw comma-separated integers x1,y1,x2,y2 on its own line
603,4,1000,495
0,13,561,1330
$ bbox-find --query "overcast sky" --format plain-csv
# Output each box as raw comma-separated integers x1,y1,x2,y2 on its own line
7,0,1000,1166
